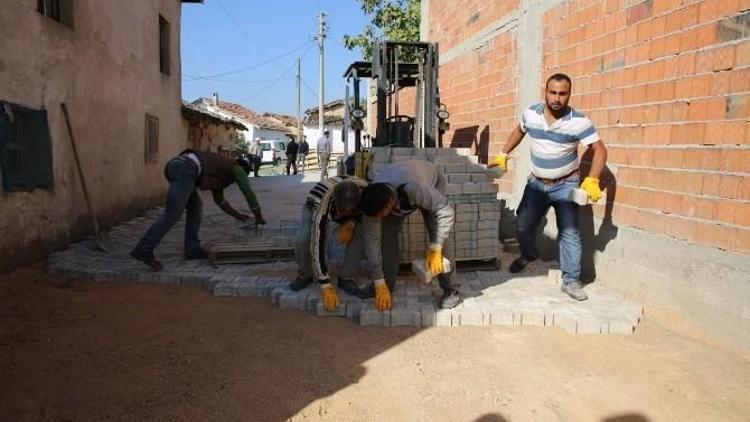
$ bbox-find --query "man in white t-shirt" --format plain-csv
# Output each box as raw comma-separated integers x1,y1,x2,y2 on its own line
489,73,608,301
316,129,331,180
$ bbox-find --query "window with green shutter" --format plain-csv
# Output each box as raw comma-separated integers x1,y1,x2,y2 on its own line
0,102,54,192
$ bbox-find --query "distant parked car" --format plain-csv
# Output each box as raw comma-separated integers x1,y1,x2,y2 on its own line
259,140,286,166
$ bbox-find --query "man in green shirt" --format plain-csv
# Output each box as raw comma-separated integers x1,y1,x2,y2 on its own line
131,149,266,271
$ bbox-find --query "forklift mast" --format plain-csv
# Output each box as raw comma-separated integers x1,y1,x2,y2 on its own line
343,40,447,154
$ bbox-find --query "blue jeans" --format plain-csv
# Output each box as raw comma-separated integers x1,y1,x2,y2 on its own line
516,174,581,284
133,157,202,256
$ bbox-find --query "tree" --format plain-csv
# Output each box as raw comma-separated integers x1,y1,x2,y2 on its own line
343,0,421,60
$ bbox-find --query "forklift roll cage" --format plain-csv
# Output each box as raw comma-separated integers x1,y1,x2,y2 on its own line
343,40,448,153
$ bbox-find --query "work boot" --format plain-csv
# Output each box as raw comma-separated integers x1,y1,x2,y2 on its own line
130,249,163,271
337,278,359,296
184,248,209,260
439,288,461,309
289,276,313,291
252,207,267,225
508,256,536,273
561,281,588,301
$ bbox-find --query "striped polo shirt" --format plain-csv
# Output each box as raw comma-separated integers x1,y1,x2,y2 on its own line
520,103,600,179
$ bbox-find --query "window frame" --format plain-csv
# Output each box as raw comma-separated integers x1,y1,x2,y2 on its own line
0,101,55,192
159,15,171,76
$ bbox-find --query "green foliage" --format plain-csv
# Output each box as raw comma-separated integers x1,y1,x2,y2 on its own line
343,0,421,60
232,130,247,152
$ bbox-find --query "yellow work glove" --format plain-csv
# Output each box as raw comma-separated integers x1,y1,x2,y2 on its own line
337,220,355,245
489,152,508,171
425,244,444,275
581,177,602,203
320,283,339,312
374,279,392,311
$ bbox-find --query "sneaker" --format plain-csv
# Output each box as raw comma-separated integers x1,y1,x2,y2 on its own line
130,249,163,271
439,289,462,309
289,276,313,291
509,256,536,273
561,281,588,301
337,278,359,296
184,248,209,260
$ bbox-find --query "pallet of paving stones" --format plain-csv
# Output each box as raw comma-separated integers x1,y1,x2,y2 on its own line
209,241,295,264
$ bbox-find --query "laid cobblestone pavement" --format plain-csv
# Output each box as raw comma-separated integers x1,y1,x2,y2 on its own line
48,170,643,334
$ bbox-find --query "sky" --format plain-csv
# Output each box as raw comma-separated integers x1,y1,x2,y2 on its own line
180,0,370,117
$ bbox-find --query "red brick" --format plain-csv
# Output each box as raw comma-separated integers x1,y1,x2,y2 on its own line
701,173,721,196
719,174,743,198
652,0,682,16
698,0,720,22
739,176,750,200
722,120,747,144
681,4,700,29
712,45,736,71
730,68,750,92
695,221,736,250
653,191,683,214
677,53,696,75
665,7,683,33
673,101,689,121
695,50,714,73
711,71,733,95
691,74,712,97
736,228,750,254
736,41,750,67
687,99,707,120
664,215,697,241
695,22,718,49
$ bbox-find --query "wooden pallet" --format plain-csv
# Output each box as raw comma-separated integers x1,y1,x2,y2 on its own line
210,241,295,264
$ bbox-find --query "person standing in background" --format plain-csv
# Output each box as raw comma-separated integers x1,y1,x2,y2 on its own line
317,129,331,180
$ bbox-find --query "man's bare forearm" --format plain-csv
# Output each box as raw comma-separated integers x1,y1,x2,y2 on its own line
501,125,525,155
587,141,608,180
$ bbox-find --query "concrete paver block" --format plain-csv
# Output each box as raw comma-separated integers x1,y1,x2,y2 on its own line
520,308,546,326
552,312,578,334
435,309,453,326
487,309,515,326
390,305,422,326
548,269,562,284
359,303,391,326
316,301,346,317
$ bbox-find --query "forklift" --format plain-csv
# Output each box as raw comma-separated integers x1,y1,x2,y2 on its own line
341,40,450,179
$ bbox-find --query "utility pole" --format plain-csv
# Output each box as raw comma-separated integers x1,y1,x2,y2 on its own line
316,11,327,135
296,58,301,141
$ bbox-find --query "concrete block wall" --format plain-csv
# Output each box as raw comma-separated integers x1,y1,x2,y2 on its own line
369,147,500,263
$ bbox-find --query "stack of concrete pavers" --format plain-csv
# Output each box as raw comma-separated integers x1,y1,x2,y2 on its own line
368,146,501,263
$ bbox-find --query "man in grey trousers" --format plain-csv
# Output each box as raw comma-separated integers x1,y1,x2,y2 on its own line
339,159,461,311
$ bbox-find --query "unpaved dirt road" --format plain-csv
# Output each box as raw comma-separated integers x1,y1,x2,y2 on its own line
1,266,748,421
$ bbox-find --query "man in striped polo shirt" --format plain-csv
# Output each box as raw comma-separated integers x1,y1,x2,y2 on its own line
289,175,369,311
489,73,608,301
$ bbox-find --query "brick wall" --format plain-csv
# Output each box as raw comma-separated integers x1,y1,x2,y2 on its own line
541,0,750,254
428,0,520,52
439,31,519,195
424,0,750,255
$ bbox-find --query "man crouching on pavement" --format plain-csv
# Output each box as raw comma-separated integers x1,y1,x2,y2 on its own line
289,175,369,311
339,160,461,311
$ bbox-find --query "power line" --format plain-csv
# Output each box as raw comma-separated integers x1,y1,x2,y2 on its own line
213,0,269,58
182,76,294,84
235,43,316,104
300,78,317,97
183,41,314,80
236,60,297,103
